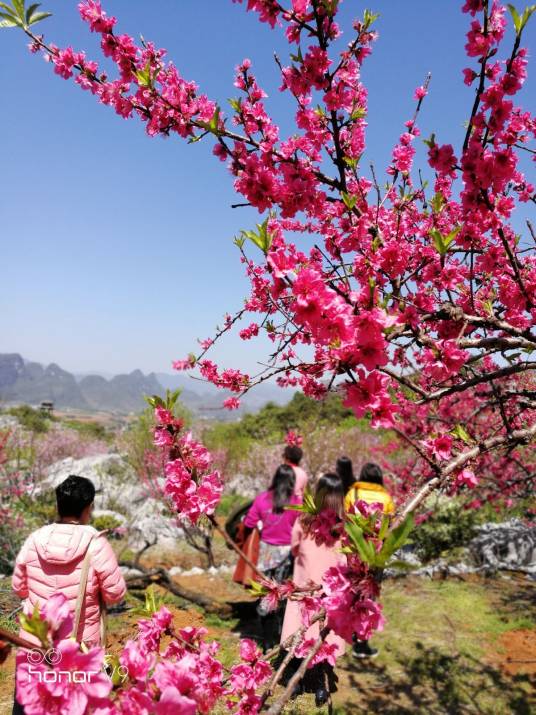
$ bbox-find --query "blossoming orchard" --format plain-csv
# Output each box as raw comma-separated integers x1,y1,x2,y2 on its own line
1,0,535,712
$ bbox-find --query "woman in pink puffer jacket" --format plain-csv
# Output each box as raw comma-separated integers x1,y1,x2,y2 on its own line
12,474,127,647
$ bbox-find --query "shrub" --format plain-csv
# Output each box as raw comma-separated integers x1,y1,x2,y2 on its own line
91,513,124,532
411,499,481,562
8,405,54,433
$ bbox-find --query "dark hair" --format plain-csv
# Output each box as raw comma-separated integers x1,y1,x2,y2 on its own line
55,475,95,518
336,456,355,493
359,462,384,485
314,472,345,516
269,464,296,513
283,445,303,466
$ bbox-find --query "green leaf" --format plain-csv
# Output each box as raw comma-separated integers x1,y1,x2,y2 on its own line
103,654,127,687
209,105,221,133
429,227,444,252
239,216,274,255
306,486,320,513
27,10,51,24
0,12,19,26
135,59,152,88
11,0,24,17
248,580,268,597
378,514,390,541
132,585,164,616
483,299,495,316
451,423,472,444
166,388,181,410
344,522,375,564
521,5,536,31
423,132,436,149
341,191,357,210
378,512,415,563
508,3,523,32
431,192,445,214
187,133,205,144
233,234,245,249
145,394,165,409
351,106,366,120
228,97,242,112
429,226,460,256
507,3,535,33
443,226,461,249
363,8,380,28
19,604,50,647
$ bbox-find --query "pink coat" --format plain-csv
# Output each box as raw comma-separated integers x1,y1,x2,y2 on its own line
12,523,126,646
281,519,346,657
289,464,309,499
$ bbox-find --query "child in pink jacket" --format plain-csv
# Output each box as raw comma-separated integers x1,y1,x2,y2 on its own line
12,475,126,713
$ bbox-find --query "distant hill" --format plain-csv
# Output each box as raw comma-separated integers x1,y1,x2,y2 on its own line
0,354,293,416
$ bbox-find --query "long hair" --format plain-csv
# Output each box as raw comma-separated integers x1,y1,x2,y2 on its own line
269,464,296,513
315,472,345,515
336,456,355,493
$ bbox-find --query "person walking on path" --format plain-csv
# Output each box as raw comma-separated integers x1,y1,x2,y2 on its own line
243,464,301,650
344,460,395,659
11,475,126,714
283,444,309,499
281,472,347,706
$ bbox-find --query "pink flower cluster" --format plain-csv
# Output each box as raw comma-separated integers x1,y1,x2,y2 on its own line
285,430,303,447
322,565,385,643
15,594,277,715
16,594,111,715
152,408,223,524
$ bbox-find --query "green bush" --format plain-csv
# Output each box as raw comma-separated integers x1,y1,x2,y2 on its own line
203,391,359,469
16,492,57,528
411,499,481,562
61,418,110,442
8,405,54,433
92,513,124,532
215,493,249,517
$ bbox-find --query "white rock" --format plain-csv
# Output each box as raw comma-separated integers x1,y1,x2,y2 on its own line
180,566,204,577
120,566,145,578
40,453,184,550
93,509,126,525
0,415,19,429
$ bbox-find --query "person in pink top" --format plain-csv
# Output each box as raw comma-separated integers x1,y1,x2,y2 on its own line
283,444,309,499
281,472,346,706
243,464,301,650
11,475,127,714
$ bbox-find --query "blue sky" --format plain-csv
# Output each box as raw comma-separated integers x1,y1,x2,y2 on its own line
1,1,534,376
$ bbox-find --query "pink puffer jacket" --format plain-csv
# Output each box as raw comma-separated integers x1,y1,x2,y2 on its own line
12,523,126,646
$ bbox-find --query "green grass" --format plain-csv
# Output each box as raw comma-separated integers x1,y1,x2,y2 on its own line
207,577,536,714
374,579,535,662
326,578,536,715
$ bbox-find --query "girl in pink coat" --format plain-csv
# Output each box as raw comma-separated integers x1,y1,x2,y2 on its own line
11,475,126,714
280,472,346,705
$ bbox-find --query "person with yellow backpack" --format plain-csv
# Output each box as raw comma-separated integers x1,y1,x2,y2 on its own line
337,458,395,659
